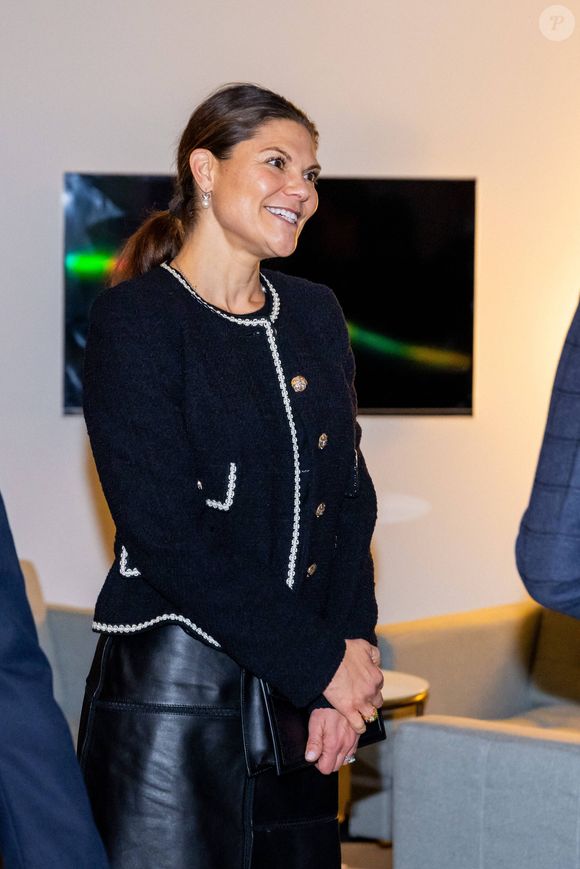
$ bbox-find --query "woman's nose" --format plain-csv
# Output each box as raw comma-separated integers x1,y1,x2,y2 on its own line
284,172,311,201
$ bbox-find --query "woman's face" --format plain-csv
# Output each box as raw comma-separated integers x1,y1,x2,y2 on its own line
207,118,320,260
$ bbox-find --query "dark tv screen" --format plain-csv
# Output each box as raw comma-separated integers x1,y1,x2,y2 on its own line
63,173,474,414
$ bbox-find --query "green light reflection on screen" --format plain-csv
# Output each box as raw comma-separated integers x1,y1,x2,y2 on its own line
347,322,471,372
65,251,117,279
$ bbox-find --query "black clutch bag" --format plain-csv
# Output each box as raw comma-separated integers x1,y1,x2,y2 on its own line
241,670,386,776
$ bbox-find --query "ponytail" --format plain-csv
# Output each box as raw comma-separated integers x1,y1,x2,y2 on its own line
109,210,184,287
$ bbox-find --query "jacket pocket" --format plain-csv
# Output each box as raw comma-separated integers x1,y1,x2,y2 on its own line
198,462,238,511
119,545,141,577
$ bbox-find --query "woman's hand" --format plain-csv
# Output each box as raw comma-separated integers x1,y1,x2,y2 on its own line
305,708,360,775
322,639,384,734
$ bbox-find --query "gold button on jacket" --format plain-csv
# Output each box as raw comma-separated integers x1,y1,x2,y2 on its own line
290,375,308,392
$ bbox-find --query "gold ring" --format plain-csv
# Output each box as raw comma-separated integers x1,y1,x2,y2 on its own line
363,708,379,724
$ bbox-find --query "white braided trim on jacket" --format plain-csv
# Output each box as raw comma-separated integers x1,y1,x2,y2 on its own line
119,545,141,577
92,613,220,646
161,263,301,589
205,463,237,510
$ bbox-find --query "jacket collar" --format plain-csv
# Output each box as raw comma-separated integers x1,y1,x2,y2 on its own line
161,262,280,325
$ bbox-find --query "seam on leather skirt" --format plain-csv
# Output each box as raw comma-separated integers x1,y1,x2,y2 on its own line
93,699,240,718
253,813,338,831
77,634,112,771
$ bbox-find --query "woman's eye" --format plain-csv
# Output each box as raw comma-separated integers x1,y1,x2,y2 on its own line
305,171,319,184
267,156,285,169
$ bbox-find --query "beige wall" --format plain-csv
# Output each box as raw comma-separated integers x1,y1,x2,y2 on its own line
2,0,580,622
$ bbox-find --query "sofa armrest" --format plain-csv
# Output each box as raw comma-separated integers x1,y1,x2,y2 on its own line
393,715,580,869
42,607,98,738
376,601,541,718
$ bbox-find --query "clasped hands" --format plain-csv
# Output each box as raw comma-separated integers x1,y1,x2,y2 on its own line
305,639,384,775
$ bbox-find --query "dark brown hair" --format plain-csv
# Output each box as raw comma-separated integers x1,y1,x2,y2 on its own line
110,83,318,286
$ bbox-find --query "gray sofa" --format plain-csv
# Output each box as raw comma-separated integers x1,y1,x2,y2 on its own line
20,559,98,740
394,714,580,869
350,600,580,868
38,606,98,739
350,600,580,845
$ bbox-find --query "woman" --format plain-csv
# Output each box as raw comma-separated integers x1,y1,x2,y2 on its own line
78,83,383,869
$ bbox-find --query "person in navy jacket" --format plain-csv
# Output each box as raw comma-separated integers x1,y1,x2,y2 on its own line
0,490,108,868
517,301,580,616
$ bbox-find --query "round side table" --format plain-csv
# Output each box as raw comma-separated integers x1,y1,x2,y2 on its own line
380,669,430,716
339,669,430,827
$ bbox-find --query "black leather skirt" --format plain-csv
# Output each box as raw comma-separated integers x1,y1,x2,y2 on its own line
77,625,340,869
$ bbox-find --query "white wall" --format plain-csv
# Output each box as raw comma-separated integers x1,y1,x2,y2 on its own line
2,0,580,622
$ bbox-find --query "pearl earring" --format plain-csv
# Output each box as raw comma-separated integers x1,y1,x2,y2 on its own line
201,191,212,209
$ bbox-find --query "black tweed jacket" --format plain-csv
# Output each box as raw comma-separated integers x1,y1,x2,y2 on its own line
83,264,378,707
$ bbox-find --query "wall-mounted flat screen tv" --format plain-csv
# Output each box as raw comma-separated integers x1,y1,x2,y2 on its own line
63,173,475,414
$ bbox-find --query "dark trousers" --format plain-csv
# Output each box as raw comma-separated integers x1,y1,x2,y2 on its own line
78,625,340,869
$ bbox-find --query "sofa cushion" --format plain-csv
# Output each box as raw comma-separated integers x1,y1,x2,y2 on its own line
529,609,580,707
378,602,541,719
394,716,580,869
504,703,580,732
42,608,98,740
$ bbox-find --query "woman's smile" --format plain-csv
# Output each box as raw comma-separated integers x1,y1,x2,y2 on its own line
265,206,300,226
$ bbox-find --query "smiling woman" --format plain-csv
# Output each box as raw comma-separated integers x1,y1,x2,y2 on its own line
78,83,383,869
110,84,320,292
180,116,320,271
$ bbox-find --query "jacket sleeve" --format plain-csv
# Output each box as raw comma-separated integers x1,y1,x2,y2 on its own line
305,297,379,715
516,301,580,617
297,441,378,716
0,494,109,868
319,286,379,644
334,347,379,644
83,287,346,708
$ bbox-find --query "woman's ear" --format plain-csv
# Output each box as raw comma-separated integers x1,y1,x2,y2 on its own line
189,149,215,192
